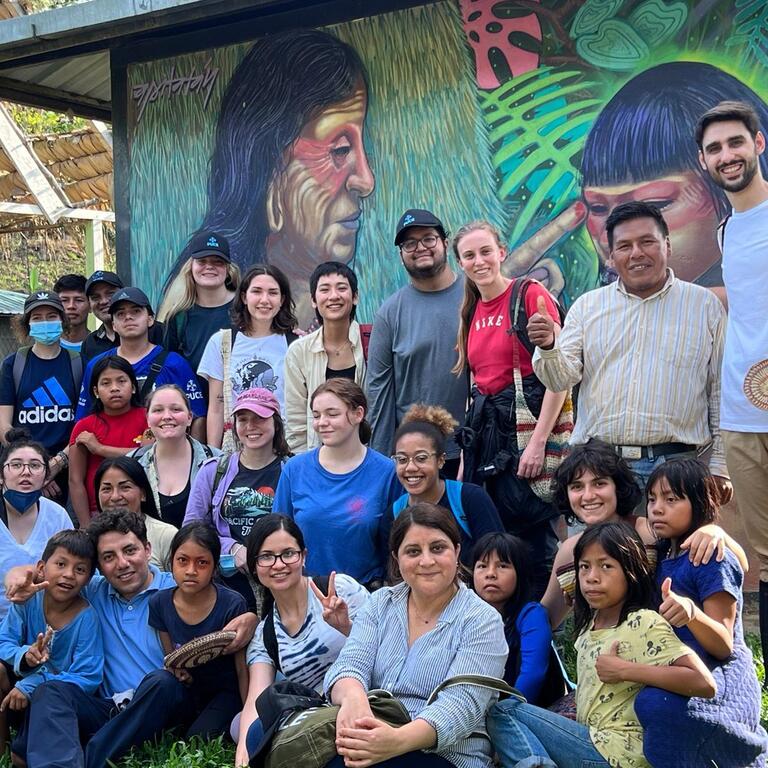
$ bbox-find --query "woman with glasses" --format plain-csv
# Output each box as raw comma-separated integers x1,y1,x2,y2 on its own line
0,429,72,621
381,404,502,566
235,513,369,768
273,379,402,590
184,388,292,609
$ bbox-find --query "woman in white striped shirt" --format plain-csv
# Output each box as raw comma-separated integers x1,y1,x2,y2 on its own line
324,503,508,768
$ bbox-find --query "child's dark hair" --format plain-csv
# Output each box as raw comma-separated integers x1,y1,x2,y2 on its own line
87,509,148,549
41,529,97,576
169,523,221,567
553,440,642,524
93,457,160,520
471,532,533,623
89,355,142,414
573,522,655,637
393,403,458,456
0,429,50,482
246,514,306,615
647,458,718,543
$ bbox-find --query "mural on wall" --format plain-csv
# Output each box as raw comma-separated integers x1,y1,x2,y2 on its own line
126,0,768,323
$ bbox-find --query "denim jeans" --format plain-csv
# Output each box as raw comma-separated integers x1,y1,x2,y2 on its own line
487,698,609,768
627,451,697,492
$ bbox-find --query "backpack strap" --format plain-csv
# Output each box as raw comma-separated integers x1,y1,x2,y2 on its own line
392,493,409,516
358,323,373,363
66,348,83,391
262,574,332,674
507,278,567,359
426,674,524,705
211,453,230,498
444,480,470,537
262,609,281,673
139,349,170,402
12,346,30,394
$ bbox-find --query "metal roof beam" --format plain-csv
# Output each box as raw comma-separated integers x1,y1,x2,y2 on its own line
0,73,111,119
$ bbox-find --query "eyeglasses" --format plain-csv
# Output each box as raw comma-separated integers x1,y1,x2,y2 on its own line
255,549,302,568
391,452,439,468
4,460,46,474
400,235,439,253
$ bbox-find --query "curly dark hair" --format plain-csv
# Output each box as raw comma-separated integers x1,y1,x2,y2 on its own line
552,440,641,524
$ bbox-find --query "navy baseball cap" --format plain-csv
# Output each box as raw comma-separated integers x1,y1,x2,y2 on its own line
24,290,64,317
394,209,447,246
85,270,123,296
189,231,231,262
109,287,154,315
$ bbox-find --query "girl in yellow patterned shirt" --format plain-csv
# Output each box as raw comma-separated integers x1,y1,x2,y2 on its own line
487,522,715,768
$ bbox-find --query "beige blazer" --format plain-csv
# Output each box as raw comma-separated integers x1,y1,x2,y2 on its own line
284,321,367,453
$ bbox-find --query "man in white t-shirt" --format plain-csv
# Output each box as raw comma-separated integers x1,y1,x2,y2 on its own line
697,99,768,672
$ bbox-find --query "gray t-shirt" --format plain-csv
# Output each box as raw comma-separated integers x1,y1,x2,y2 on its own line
366,277,467,458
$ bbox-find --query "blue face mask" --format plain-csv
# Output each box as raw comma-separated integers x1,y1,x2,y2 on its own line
3,488,43,513
29,320,63,345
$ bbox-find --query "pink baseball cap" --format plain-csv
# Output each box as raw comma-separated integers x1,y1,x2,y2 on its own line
232,388,280,418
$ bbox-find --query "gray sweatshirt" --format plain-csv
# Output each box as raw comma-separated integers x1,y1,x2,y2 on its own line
366,277,468,458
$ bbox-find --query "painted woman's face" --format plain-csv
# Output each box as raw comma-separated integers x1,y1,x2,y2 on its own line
583,171,720,283
267,83,375,278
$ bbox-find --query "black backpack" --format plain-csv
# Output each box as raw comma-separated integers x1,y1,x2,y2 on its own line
12,346,83,398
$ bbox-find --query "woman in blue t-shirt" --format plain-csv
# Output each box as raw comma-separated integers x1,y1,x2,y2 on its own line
382,403,503,567
273,379,401,588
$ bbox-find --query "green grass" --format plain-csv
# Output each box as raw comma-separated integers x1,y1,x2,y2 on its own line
0,637,764,767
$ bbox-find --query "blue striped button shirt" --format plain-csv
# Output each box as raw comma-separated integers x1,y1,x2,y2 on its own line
324,582,508,768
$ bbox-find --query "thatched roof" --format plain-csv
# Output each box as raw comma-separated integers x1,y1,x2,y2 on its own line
0,125,113,211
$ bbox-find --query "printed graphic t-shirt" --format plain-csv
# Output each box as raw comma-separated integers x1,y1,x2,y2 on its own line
221,457,282,543
468,279,560,395
198,331,289,415
76,346,205,420
69,408,149,513
0,348,78,452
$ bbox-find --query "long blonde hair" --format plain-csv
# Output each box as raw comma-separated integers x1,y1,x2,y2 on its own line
451,220,505,375
158,257,240,322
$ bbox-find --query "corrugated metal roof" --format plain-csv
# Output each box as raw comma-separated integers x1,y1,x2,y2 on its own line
0,287,26,314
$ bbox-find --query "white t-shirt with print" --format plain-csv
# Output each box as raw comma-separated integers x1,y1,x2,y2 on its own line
198,330,289,416
246,573,368,691
721,198,768,432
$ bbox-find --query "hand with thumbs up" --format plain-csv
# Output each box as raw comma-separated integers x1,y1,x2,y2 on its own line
659,577,696,627
526,295,557,350
24,627,53,668
595,640,628,683
310,572,351,636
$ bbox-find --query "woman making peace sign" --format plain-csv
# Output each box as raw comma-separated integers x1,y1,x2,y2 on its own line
235,514,369,767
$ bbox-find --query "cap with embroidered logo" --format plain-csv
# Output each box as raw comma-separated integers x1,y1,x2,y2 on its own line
85,270,123,297
232,388,280,418
189,231,231,263
108,287,154,315
24,291,64,317
394,209,447,246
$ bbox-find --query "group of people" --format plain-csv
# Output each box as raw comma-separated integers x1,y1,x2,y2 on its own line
0,99,764,768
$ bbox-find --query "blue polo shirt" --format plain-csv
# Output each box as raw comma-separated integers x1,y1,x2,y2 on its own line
83,566,174,697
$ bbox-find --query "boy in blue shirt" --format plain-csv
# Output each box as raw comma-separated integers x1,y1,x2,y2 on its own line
0,530,102,754
75,287,206,436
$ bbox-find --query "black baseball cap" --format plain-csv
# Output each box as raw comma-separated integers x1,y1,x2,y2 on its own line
394,208,447,246
85,270,123,297
24,290,64,317
189,231,231,262
108,287,154,315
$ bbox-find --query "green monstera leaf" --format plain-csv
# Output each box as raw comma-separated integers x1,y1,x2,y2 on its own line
570,0,624,38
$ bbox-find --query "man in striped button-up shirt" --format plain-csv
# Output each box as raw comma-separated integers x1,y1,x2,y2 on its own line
528,201,731,498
